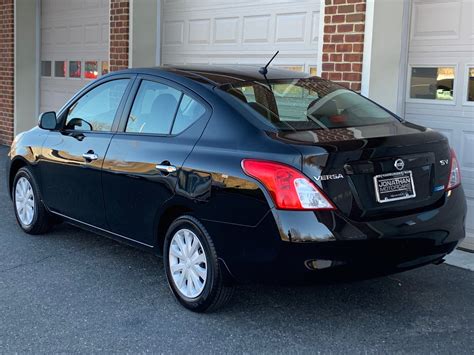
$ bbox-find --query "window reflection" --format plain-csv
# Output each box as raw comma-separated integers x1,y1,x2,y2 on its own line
69,61,82,78
468,68,474,102
279,66,304,72
41,61,51,77
101,61,109,76
85,61,98,79
410,67,455,101
54,61,66,77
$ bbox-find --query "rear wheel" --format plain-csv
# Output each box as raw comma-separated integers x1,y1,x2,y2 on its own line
163,215,234,312
13,167,53,234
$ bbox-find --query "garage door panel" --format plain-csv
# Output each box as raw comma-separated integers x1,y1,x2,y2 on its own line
40,0,109,112
162,0,320,70
406,0,474,248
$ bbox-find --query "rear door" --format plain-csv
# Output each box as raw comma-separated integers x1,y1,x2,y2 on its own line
40,76,133,227
102,75,211,245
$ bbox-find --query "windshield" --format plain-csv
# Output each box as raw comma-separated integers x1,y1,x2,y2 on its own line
221,78,397,131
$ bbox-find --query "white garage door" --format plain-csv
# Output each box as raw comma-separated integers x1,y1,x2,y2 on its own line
405,0,474,249
161,0,321,74
40,0,110,113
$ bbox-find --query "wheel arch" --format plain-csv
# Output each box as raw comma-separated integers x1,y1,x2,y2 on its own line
155,204,194,253
8,157,29,199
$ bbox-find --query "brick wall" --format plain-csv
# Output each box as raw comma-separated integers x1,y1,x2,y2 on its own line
321,0,366,92
109,0,130,72
0,0,14,145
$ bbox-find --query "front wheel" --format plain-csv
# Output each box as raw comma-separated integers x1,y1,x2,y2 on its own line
163,216,234,312
12,167,53,235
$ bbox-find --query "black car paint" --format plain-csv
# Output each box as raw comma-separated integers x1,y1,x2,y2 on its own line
6,66,467,282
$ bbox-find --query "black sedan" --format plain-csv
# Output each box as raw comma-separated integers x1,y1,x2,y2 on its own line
6,65,467,312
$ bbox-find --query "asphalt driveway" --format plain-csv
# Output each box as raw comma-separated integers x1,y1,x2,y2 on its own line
0,145,473,353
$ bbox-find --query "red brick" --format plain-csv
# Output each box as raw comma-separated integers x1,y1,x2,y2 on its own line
323,44,336,53
337,24,354,33
333,0,347,4
345,33,364,42
353,43,364,52
331,14,346,23
335,63,352,71
356,3,366,12
329,72,342,81
325,5,337,14
330,53,343,62
324,25,337,34
338,4,355,13
343,72,362,81
352,63,363,72
346,13,365,22
354,24,365,32
350,82,361,91
331,34,345,43
338,81,351,89
322,63,335,72
344,53,363,62
336,43,353,52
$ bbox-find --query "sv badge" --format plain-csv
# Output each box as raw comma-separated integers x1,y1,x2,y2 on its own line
440,159,449,166
314,174,344,181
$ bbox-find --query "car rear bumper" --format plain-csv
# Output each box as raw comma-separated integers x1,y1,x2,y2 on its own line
204,187,467,282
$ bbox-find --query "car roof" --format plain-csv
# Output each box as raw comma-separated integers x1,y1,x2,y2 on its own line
115,65,311,87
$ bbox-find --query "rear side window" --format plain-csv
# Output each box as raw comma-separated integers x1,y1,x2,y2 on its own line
126,80,207,135
126,80,181,134
222,78,396,131
171,95,206,134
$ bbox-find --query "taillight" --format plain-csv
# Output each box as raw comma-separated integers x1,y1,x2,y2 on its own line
241,159,336,210
446,149,461,191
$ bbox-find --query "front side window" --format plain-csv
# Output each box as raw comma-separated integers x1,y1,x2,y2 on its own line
222,78,395,131
65,79,129,131
126,80,182,135
410,67,455,101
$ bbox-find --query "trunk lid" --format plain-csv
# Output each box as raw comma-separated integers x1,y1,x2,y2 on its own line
274,121,452,220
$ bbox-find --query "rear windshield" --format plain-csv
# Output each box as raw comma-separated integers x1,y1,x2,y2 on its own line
221,78,397,131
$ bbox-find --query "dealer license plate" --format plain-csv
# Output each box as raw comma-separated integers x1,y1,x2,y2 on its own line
373,171,416,203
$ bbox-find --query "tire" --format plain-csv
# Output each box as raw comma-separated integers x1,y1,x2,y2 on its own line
163,215,234,312
12,167,53,235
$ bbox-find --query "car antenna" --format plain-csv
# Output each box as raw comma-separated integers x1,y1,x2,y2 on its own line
259,51,279,76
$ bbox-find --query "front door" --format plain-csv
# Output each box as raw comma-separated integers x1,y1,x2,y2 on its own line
102,76,210,245
40,78,132,228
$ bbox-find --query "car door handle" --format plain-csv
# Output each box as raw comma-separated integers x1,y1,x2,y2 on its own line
82,152,98,161
155,164,177,173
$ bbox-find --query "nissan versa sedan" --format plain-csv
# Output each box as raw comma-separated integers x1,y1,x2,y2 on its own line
6,66,467,312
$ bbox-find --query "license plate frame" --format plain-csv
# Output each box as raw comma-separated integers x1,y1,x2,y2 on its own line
373,170,416,204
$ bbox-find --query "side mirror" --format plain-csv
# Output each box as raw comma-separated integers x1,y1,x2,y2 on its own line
38,111,57,130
